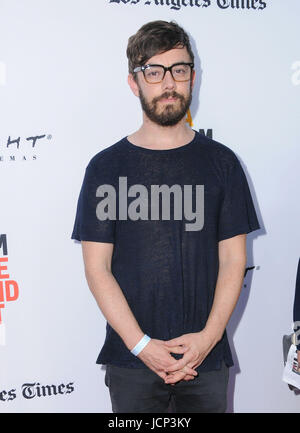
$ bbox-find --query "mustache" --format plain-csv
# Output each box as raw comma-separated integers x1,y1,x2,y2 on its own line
152,91,185,104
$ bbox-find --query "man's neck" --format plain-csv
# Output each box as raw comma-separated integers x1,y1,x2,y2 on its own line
127,116,195,150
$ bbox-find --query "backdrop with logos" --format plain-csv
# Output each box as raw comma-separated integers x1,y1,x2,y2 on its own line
0,0,299,413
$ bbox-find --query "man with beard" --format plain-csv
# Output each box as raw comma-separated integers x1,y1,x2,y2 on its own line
71,20,260,412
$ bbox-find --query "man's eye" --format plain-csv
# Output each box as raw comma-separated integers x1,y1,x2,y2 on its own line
174,68,186,74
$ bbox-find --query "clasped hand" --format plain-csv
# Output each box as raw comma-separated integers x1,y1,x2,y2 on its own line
137,331,215,385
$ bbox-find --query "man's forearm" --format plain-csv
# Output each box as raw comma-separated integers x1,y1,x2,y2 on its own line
204,256,246,344
85,269,144,350
85,268,196,382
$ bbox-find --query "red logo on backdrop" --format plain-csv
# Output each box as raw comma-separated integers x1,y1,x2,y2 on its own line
0,234,19,324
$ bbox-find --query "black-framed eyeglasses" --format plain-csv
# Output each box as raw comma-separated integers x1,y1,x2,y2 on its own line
133,62,194,84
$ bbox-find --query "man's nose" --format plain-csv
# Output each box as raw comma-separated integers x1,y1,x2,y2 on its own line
162,70,176,89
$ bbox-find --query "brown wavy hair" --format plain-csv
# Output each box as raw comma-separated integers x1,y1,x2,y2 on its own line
126,20,194,77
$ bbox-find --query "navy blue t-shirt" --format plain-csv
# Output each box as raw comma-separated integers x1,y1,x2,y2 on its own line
71,131,260,371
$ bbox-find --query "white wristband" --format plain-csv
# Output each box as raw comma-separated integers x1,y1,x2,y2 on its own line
131,334,151,356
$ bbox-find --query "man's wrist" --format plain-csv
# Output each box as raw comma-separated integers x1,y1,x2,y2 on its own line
200,326,224,346
125,330,146,351
131,334,151,356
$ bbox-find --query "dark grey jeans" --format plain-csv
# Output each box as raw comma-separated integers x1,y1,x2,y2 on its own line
104,361,229,413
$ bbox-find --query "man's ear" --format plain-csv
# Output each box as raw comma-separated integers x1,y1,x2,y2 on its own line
128,73,140,97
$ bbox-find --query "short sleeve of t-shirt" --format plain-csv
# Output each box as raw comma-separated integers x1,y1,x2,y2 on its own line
71,161,115,243
218,156,260,242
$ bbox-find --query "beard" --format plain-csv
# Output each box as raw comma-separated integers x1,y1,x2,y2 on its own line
138,84,192,127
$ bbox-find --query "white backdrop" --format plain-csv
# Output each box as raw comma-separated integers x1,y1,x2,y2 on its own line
0,0,299,413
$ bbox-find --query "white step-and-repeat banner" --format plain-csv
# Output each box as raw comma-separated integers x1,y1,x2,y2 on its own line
0,0,299,413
